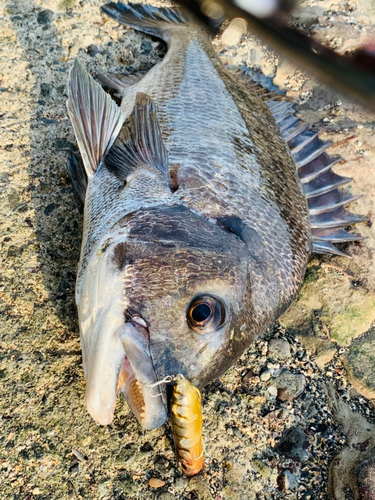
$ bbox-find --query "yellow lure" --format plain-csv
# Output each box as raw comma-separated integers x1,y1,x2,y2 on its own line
171,375,204,476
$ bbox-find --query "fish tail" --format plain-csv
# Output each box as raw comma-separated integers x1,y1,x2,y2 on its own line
101,2,193,40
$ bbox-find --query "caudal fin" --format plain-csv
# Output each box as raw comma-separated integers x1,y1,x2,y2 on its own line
101,2,193,40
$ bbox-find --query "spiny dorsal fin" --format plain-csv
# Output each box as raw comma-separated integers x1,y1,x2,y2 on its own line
103,93,169,181
232,66,366,257
67,59,123,176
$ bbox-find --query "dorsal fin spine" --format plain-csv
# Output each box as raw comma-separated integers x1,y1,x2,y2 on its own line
235,66,366,257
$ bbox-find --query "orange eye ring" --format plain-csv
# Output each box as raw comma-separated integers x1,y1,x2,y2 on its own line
187,296,225,334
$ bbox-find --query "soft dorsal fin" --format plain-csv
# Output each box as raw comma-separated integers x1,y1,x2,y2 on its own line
103,93,169,181
67,59,123,176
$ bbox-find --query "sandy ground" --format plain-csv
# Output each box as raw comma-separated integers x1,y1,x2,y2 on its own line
1,0,375,499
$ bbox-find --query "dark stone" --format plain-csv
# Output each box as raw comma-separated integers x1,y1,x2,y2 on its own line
275,427,310,461
7,245,21,257
41,118,58,125
87,44,99,57
140,442,153,453
37,9,54,25
40,83,52,97
141,40,152,54
242,369,255,383
44,203,57,216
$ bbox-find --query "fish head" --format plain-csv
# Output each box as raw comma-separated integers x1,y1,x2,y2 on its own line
79,205,264,430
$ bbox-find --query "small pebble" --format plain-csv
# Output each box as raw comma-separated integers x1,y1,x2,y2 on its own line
37,9,54,25
72,449,86,462
284,470,299,490
242,369,255,383
268,385,278,398
141,40,153,54
87,44,99,57
275,370,306,401
260,368,272,382
268,338,291,360
149,478,166,488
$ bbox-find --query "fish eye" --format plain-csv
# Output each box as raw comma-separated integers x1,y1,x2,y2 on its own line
187,296,225,334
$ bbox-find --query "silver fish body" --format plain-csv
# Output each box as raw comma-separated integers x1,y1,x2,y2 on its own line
67,3,361,429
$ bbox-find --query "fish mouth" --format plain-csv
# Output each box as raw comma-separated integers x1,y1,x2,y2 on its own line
84,320,167,430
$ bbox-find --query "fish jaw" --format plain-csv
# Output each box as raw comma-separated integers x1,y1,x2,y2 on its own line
78,240,167,429
117,322,167,430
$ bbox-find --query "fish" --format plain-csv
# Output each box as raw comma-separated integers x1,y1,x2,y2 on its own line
66,2,365,430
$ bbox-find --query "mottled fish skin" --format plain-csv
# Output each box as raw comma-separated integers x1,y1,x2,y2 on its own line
68,4,311,428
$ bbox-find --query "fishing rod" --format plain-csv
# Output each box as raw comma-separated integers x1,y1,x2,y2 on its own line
180,0,375,113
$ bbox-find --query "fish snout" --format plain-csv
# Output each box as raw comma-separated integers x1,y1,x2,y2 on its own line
84,320,167,430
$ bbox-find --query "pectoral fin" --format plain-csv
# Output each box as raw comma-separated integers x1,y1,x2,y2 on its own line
103,93,169,181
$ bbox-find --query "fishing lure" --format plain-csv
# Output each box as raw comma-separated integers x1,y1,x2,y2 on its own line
148,374,205,476
171,375,205,476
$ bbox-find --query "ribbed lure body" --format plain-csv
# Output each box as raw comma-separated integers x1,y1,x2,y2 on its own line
171,375,204,476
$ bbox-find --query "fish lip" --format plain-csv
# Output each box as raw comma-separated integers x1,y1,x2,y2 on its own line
84,321,167,429
117,322,168,430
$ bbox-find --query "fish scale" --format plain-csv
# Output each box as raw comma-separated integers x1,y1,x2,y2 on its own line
66,2,365,431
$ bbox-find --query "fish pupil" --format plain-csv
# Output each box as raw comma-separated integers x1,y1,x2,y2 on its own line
192,303,211,323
